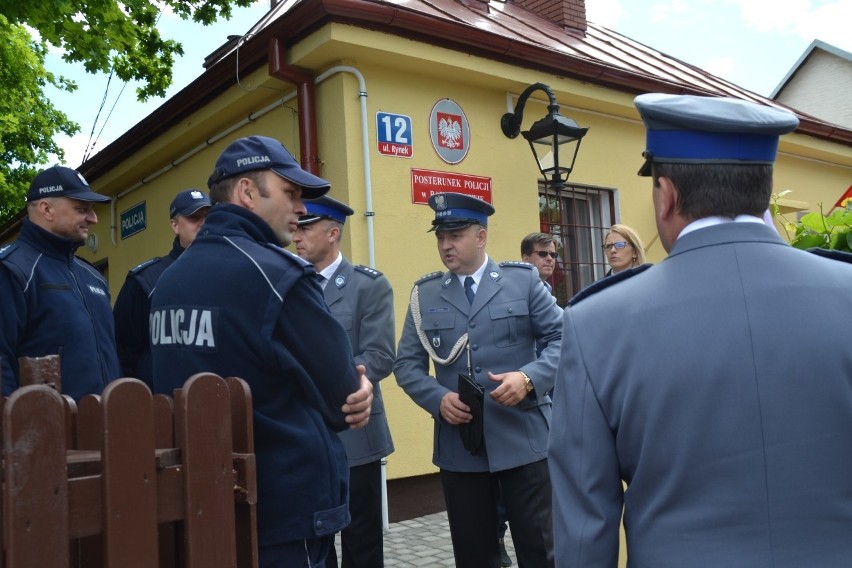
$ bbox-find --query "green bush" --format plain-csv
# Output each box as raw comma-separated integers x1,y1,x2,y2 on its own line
772,191,852,252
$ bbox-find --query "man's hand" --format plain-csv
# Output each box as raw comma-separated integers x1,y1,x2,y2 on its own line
440,392,472,425
343,365,373,429
488,371,527,407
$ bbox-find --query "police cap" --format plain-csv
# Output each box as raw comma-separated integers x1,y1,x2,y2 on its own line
427,192,495,232
298,195,354,226
169,189,211,218
635,93,799,176
27,166,110,203
207,135,331,199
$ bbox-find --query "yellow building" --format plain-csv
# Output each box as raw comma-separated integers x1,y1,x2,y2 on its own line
3,0,851,484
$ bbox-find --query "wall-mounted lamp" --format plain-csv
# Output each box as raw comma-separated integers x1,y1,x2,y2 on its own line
501,83,588,189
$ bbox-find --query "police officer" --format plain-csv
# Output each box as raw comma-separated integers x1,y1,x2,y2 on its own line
394,193,563,568
293,195,396,568
0,165,119,401
549,94,852,566
113,189,211,385
150,135,373,568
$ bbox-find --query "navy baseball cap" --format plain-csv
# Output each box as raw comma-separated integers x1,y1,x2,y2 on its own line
298,195,355,226
427,193,495,232
207,135,331,199
27,166,110,203
169,189,211,218
634,94,800,176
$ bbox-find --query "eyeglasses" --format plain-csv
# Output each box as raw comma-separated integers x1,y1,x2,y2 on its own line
532,251,558,259
602,241,630,251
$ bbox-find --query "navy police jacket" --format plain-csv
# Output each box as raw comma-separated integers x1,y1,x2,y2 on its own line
0,219,119,401
150,204,360,546
113,237,183,385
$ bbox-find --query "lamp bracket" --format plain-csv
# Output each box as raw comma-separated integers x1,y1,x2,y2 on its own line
500,83,560,139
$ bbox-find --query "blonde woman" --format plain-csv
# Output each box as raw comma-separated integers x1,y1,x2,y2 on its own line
602,224,645,276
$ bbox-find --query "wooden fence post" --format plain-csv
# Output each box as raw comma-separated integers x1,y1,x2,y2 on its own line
2,386,68,567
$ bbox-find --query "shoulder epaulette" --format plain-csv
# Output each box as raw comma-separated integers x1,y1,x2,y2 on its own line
499,260,533,269
0,243,18,261
129,256,161,274
569,263,653,307
415,271,443,285
354,265,383,279
807,247,852,264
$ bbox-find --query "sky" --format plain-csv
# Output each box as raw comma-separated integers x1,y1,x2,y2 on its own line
43,0,852,168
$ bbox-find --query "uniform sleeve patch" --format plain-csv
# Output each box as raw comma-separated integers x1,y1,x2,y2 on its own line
415,271,443,284
354,265,383,278
569,263,653,306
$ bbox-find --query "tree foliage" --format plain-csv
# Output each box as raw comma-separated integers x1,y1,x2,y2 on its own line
0,0,253,224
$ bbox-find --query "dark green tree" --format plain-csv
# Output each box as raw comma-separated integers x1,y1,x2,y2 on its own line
0,0,253,224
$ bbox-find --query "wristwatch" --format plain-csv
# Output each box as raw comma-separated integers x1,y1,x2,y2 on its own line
519,371,534,393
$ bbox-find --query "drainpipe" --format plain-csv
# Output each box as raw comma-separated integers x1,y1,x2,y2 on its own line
268,39,377,270
268,37,321,175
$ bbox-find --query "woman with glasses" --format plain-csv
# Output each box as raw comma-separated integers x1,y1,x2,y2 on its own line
602,224,646,276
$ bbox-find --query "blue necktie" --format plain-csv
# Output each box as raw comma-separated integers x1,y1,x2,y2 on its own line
464,276,475,305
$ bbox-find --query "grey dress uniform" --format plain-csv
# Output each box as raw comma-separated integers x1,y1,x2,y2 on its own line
549,93,852,567
324,257,395,464
395,258,562,471
394,192,562,568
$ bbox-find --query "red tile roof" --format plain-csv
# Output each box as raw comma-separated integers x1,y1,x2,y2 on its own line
79,0,852,181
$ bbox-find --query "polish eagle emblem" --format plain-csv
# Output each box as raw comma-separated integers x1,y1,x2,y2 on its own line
437,113,464,149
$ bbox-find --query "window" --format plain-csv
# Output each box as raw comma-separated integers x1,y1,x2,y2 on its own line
539,183,616,306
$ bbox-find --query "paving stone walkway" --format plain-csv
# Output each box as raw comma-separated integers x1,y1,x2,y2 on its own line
332,511,518,567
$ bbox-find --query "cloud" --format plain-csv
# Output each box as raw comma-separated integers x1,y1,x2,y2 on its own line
702,56,737,80
728,0,852,51
650,0,691,24
46,133,110,170
585,0,625,27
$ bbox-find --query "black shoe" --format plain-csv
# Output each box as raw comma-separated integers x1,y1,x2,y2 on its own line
499,538,512,567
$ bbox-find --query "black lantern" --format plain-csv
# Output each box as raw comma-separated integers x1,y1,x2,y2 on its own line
500,83,588,189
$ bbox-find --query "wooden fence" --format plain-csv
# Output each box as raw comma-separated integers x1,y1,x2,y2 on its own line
0,355,258,567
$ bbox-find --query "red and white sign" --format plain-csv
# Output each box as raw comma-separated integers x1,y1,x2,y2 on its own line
429,99,470,164
411,168,492,205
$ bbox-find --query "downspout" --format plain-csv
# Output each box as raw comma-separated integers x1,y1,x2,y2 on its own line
268,39,377,269
269,37,321,175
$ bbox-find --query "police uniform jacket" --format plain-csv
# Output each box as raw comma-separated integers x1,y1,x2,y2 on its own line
324,257,395,466
394,257,563,473
0,219,119,401
550,222,852,567
113,237,183,385
150,204,360,547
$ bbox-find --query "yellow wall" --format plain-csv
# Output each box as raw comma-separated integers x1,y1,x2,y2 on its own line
66,23,852,486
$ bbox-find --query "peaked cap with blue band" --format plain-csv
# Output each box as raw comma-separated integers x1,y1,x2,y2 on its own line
298,195,354,225
635,94,799,176
427,192,495,232
207,135,331,199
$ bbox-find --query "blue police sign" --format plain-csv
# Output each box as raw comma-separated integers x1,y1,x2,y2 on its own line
120,201,147,240
377,112,413,158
